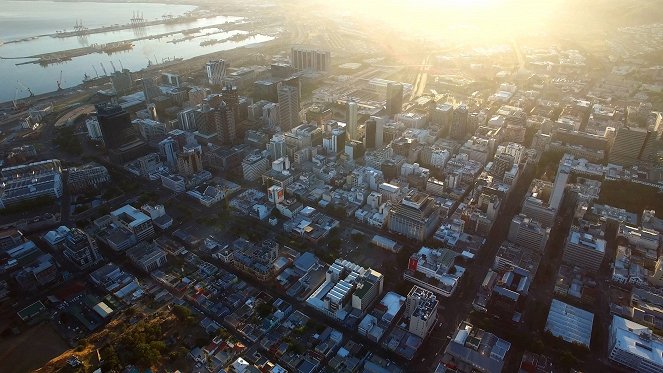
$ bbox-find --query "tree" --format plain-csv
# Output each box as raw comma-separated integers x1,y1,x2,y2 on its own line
171,305,192,321
101,346,122,373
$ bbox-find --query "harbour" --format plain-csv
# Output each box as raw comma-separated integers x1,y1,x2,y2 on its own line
0,1,277,102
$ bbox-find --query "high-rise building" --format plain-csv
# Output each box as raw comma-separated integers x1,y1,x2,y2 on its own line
110,69,132,95
346,101,358,140
141,75,161,104
85,117,103,141
176,145,203,176
388,191,441,242
277,83,300,131
62,228,103,270
490,153,515,181
450,105,468,140
563,229,606,273
267,134,287,160
406,285,438,339
609,126,651,166
161,72,180,87
364,119,377,150
507,214,550,253
212,101,236,145
158,137,178,168
291,47,331,72
242,153,269,182
386,83,403,116
206,59,226,86
177,108,197,131
95,104,133,149
222,83,240,123
608,316,663,373
550,156,571,211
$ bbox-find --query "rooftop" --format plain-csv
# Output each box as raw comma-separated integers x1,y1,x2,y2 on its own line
545,299,594,347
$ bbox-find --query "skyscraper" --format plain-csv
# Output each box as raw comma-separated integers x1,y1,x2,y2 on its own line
277,83,300,131
386,82,403,116
212,101,236,145
222,83,240,123
450,104,468,140
364,119,377,150
206,59,226,86
346,100,358,140
291,47,331,72
62,228,103,270
95,104,133,149
110,69,132,95
141,75,161,104
176,145,203,176
267,134,287,160
608,126,651,166
158,137,178,168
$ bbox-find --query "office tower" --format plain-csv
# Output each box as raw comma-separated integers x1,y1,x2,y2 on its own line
608,316,663,373
95,104,132,149
176,145,203,176
406,285,438,339
609,126,651,166
188,86,209,107
110,69,132,95
549,158,570,211
158,137,178,168
386,82,403,116
177,108,197,131
161,72,181,87
212,101,236,145
562,229,606,273
491,153,515,181
141,75,161,104
277,83,300,131
432,103,453,128
388,191,441,242
450,104,468,140
329,127,346,154
374,116,386,148
267,134,287,160
222,83,240,123
206,59,226,86
85,117,103,141
364,119,377,150
62,228,103,270
242,152,269,182
346,101,358,140
507,214,550,253
291,47,331,72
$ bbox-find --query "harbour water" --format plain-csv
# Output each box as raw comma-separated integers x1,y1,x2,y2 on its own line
0,1,275,103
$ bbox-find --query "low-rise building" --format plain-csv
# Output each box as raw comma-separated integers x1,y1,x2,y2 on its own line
67,163,110,192
404,247,464,297
126,242,167,272
545,299,594,348
441,321,511,373
608,315,663,373
563,230,606,273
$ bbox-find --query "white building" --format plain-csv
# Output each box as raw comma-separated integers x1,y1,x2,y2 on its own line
206,59,226,86
110,205,154,242
545,299,594,348
406,285,438,339
0,159,63,209
608,315,663,373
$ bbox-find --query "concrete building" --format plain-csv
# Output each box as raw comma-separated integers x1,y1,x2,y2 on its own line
206,59,226,86
85,117,103,141
346,101,358,140
242,153,269,182
405,247,462,297
563,230,606,273
67,163,110,192
406,285,438,339
386,82,403,116
609,127,650,166
442,321,511,373
126,242,167,272
608,315,663,373
388,191,441,242
176,145,203,177
522,179,557,228
507,214,550,253
291,47,330,72
110,68,132,95
0,159,63,209
277,83,300,131
545,299,594,348
110,205,154,242
450,105,468,140
62,228,103,270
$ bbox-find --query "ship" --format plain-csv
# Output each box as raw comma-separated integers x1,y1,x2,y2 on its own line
200,39,220,47
143,57,184,72
100,41,134,54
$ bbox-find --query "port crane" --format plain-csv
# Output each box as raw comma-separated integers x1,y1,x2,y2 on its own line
109,60,117,73
92,65,99,77
17,81,34,97
100,62,108,76
56,70,63,91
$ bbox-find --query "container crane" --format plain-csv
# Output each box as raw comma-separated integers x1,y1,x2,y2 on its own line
16,81,34,97
56,70,63,91
100,62,108,76
92,65,99,77
109,60,117,73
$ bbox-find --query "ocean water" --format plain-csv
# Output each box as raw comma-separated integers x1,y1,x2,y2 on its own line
0,1,273,102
